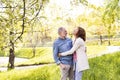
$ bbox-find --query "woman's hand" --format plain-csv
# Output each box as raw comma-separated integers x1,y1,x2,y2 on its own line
58,53,61,57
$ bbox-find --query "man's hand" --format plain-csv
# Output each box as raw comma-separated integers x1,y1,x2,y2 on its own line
85,47,87,53
58,53,61,57
60,63,66,70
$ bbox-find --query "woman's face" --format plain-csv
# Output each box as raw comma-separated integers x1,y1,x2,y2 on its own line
73,28,79,36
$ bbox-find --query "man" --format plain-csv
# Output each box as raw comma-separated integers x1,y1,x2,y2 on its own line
53,27,73,80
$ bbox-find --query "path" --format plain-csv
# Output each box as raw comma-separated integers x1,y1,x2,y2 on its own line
0,46,120,72
0,57,28,65
88,46,120,58
0,57,29,71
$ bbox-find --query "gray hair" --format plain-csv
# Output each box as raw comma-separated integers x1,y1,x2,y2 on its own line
58,27,65,34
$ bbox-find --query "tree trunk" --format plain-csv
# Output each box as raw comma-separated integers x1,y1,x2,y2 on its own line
108,26,111,46
8,41,15,70
32,46,36,57
8,30,15,70
100,35,103,45
108,37,111,46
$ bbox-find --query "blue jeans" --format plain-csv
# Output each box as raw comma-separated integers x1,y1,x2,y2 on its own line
74,62,83,80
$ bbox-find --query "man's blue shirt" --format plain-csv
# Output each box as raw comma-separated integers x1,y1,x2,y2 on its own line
53,37,73,66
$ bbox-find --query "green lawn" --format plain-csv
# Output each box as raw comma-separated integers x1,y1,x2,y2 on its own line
15,45,106,66
0,46,107,66
15,47,52,59
0,52,119,80
15,46,106,58
15,47,54,66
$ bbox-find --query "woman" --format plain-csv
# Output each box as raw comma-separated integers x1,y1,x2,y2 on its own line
59,27,89,80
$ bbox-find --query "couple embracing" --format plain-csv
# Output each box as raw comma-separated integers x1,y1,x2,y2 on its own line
53,27,89,80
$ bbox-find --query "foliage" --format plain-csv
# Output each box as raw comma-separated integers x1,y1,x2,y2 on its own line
0,50,5,56
102,0,120,45
0,0,49,69
1,0,119,48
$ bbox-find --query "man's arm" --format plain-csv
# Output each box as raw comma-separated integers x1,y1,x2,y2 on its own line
53,42,60,65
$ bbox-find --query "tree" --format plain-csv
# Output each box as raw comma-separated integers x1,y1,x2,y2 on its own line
73,0,120,45
102,0,120,45
0,0,47,69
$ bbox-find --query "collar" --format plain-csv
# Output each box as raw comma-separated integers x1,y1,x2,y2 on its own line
58,37,66,40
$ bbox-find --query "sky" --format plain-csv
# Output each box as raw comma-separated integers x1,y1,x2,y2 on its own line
0,0,104,12
88,0,104,6
49,0,104,18
53,0,104,7
0,0,105,19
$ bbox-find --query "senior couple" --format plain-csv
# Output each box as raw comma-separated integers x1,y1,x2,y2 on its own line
53,27,89,80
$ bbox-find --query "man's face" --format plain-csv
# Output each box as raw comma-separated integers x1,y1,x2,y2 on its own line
60,29,67,37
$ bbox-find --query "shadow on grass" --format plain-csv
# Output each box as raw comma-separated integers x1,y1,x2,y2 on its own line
16,62,55,67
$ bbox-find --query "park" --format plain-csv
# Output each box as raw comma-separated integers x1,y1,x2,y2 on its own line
0,0,120,80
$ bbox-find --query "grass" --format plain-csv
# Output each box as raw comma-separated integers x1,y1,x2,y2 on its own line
15,45,106,66
82,51,120,80
0,52,119,80
15,47,54,66
0,46,107,67
15,47,52,59
15,46,106,57
0,47,54,67
0,64,60,80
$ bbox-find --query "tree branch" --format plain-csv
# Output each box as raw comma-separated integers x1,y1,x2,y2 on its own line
14,0,26,42
27,1,43,23
28,0,38,8
0,5,18,9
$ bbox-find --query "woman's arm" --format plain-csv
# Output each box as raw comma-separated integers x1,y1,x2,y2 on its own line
60,38,83,56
